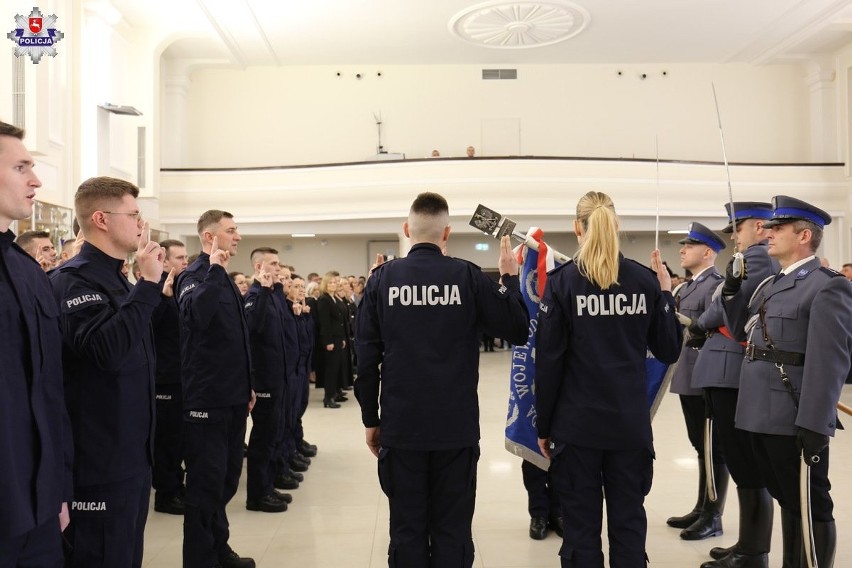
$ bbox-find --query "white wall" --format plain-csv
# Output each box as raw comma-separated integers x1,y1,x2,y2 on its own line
178,63,809,168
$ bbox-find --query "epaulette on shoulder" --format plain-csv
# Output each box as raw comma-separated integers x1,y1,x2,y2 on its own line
710,272,724,279
546,258,574,275
622,257,654,274
819,266,843,278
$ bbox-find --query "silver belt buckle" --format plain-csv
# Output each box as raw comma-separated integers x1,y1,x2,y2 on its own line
745,343,755,361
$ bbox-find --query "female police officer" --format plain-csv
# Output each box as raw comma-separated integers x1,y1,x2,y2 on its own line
535,191,682,567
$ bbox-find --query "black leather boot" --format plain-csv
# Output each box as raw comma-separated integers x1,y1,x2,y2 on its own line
812,520,836,568
667,457,706,529
780,508,803,568
700,487,772,567
681,462,728,540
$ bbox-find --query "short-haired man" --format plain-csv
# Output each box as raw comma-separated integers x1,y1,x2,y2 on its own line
690,202,779,567
667,222,729,540
50,176,164,567
723,196,852,567
57,237,78,266
244,247,291,513
356,192,529,566
151,239,190,515
15,229,56,270
842,263,852,281
0,121,71,566
176,210,255,568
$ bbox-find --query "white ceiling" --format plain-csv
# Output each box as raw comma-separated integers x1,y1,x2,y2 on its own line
108,0,852,67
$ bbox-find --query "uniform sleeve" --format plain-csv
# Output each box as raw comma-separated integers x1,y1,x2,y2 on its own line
475,272,530,346
697,290,725,330
178,264,228,331
53,274,161,372
354,275,384,428
647,290,682,364
720,248,776,341
244,286,271,334
534,277,569,439
797,277,852,435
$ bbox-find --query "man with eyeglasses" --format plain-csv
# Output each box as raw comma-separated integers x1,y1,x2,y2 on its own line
50,176,164,567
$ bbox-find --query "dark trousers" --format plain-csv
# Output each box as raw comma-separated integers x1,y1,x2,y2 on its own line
521,459,560,520
65,471,151,568
321,345,346,400
751,433,833,521
183,405,246,568
246,392,282,500
295,367,310,444
679,394,725,463
706,388,765,488
378,446,479,568
551,444,652,568
153,383,184,500
274,392,291,477
0,518,63,568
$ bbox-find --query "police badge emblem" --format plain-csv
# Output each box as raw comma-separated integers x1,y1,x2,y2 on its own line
7,7,64,63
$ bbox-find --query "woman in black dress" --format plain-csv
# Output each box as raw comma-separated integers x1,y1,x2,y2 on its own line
315,272,348,408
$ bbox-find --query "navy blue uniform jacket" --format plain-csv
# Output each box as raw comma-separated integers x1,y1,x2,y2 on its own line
50,242,158,486
152,271,181,385
176,253,252,409
535,257,682,450
355,243,529,450
0,231,72,538
244,282,290,394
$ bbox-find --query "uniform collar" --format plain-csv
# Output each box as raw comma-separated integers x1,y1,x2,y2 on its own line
80,241,126,274
782,255,816,276
409,242,442,254
0,229,14,250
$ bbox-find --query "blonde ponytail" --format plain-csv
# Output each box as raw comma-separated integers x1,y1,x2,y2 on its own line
575,191,620,289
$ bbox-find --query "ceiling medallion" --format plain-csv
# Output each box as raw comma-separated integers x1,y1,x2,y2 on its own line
449,0,590,49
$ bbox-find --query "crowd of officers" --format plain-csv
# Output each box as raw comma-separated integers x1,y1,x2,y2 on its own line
662,198,852,568
1,122,330,568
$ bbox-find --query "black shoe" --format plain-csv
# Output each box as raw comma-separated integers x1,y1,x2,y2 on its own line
218,547,256,568
301,440,318,454
700,552,768,568
334,394,348,402
342,385,354,391
298,444,317,458
288,468,304,482
289,457,309,472
548,517,564,538
272,490,293,504
246,494,288,513
274,474,300,490
154,494,186,515
709,543,740,560
529,517,548,540
681,513,723,540
293,453,311,465
323,398,340,408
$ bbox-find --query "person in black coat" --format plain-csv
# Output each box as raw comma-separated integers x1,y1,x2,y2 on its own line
0,121,72,567
316,272,349,408
175,210,256,568
51,177,164,568
535,191,682,567
356,192,529,567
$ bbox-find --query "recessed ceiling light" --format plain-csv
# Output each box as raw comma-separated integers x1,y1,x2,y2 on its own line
291,233,315,238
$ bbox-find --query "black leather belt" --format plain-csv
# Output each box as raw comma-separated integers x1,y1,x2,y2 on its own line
746,344,805,366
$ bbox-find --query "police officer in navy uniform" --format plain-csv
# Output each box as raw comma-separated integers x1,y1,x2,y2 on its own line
288,275,319,460
50,177,163,568
690,203,779,568
0,121,71,567
356,192,529,567
176,210,256,568
244,247,291,513
152,239,189,516
723,196,852,568
535,191,682,567
666,221,729,540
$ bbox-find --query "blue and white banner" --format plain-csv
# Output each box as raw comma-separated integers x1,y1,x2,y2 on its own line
504,229,554,471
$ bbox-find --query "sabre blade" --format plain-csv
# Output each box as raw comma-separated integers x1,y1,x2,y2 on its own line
655,135,660,251
711,83,745,278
